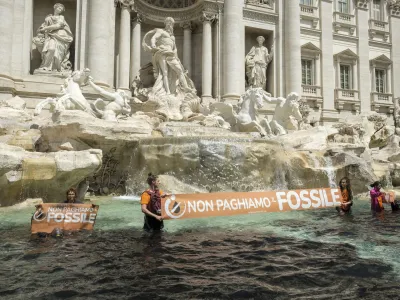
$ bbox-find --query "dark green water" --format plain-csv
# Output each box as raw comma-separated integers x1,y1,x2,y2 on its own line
0,197,399,299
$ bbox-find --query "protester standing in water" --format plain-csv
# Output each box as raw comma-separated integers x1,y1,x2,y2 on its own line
370,181,384,212
370,181,399,212
141,173,169,231
64,188,83,204
336,177,353,215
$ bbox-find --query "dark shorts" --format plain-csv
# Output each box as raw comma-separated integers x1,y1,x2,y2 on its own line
143,215,164,231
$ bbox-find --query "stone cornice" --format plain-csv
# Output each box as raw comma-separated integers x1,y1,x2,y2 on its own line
243,9,278,24
300,27,322,37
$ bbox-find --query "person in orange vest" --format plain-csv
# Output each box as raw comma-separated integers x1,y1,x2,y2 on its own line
140,173,170,231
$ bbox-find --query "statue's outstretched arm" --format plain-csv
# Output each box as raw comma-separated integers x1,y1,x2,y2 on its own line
88,79,115,100
150,30,162,48
262,92,278,103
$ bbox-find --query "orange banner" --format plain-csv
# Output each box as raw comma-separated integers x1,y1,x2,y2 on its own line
31,203,99,234
162,188,343,220
384,191,396,203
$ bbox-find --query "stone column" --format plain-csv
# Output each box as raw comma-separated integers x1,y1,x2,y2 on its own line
180,21,192,77
320,0,336,121
371,64,376,92
356,2,371,112
11,0,25,79
284,1,301,95
222,0,244,102
0,0,14,79
387,65,392,94
213,13,221,100
130,14,143,82
201,12,215,101
389,4,400,101
315,56,321,87
118,1,131,90
87,0,116,87
353,61,358,91
75,0,89,70
22,0,33,76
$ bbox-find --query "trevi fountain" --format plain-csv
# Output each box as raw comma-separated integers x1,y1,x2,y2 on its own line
0,1,400,299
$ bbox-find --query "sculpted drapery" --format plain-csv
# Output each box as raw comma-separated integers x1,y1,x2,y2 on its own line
245,36,274,90
33,3,73,72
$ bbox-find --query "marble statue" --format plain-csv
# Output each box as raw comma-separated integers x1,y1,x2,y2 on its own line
88,78,132,122
245,36,274,90
141,17,201,121
34,69,96,116
269,92,303,135
142,17,192,95
32,3,73,75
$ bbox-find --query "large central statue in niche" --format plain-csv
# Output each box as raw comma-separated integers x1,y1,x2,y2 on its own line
245,36,274,90
142,17,192,95
32,3,73,74
140,17,200,121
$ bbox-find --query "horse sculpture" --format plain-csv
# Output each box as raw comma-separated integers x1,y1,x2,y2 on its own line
210,87,273,136
34,69,96,117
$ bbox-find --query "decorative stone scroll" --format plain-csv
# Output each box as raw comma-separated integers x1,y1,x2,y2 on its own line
200,11,217,23
388,0,400,16
357,0,371,9
114,0,135,9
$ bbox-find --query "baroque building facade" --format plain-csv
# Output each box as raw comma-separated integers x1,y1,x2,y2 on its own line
0,0,399,124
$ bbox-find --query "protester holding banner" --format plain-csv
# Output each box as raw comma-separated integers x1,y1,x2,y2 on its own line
370,181,385,212
369,181,399,212
141,173,170,231
336,177,353,215
64,188,83,204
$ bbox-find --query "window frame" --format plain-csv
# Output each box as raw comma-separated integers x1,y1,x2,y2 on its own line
375,68,386,93
340,64,352,90
300,0,313,6
301,59,314,85
337,0,349,14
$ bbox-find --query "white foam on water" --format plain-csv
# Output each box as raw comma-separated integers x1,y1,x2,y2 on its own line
112,195,141,201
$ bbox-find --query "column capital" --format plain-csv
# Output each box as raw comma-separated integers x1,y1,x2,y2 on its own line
114,0,134,10
132,13,145,24
200,11,217,23
180,21,193,31
356,0,371,10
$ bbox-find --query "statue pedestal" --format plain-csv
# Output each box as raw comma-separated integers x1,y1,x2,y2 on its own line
33,69,71,79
